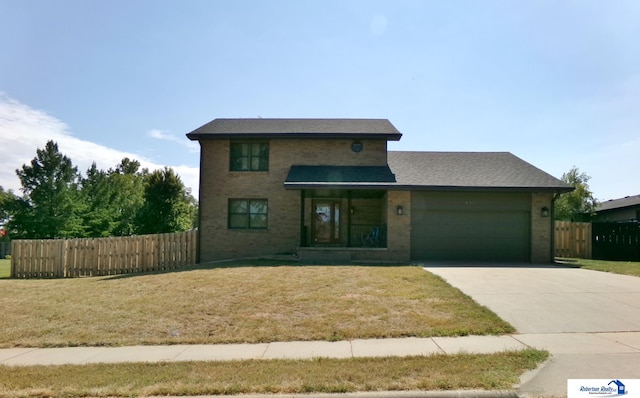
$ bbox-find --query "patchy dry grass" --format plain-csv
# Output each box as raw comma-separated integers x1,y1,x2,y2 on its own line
558,258,640,277
0,349,548,397
0,262,513,348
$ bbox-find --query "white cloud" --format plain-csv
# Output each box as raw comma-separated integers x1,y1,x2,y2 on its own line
148,129,199,153
0,93,199,196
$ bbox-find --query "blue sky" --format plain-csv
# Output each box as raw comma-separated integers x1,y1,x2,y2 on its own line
1,0,639,201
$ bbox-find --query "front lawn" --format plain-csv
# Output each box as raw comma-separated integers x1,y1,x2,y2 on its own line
558,258,640,277
0,350,548,397
0,262,514,348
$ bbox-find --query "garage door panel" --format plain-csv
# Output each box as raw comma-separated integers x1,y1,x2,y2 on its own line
411,193,531,262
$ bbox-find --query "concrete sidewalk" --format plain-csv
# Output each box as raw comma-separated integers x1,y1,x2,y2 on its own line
1,332,639,366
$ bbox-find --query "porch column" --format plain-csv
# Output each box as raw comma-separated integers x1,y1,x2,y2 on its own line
300,190,306,247
347,190,352,247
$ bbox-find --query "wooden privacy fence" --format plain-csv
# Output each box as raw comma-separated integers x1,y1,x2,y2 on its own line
555,221,592,259
11,230,197,278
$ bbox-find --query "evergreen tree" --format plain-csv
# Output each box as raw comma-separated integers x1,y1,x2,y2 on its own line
109,158,146,236
81,158,147,237
81,163,117,237
12,141,83,238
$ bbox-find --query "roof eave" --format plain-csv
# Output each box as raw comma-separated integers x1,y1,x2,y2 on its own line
284,182,396,190
187,132,402,141
284,184,575,192
399,185,575,193
597,204,640,212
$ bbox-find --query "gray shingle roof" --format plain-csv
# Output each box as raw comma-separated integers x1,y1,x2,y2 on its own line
282,152,572,191
596,194,640,212
285,166,396,188
186,118,402,140
387,151,573,191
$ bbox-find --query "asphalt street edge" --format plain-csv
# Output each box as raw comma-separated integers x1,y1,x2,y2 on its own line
157,390,520,398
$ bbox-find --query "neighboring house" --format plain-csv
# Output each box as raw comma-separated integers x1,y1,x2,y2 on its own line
186,118,573,263
594,194,640,222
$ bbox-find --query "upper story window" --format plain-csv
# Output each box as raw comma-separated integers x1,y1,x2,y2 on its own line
230,142,269,171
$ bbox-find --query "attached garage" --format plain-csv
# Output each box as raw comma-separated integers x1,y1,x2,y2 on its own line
411,191,531,262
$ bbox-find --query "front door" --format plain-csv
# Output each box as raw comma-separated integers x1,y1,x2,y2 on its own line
312,201,341,244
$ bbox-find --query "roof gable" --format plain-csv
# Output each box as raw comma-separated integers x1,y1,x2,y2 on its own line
186,118,402,141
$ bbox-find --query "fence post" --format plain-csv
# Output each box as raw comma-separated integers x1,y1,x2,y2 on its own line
10,240,17,278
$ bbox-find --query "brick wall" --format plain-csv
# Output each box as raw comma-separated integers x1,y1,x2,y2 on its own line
197,136,555,264
197,138,389,262
530,192,554,263
385,191,411,262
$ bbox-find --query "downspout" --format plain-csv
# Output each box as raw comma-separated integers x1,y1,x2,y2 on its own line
195,141,203,264
550,191,561,263
300,190,306,247
347,190,352,247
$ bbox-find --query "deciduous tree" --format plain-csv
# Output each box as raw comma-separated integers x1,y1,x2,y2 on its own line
136,167,197,234
0,186,17,240
554,166,598,221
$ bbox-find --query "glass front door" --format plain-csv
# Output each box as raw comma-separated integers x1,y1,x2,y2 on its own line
312,201,340,244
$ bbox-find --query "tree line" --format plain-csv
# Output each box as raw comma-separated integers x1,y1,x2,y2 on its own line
0,141,197,240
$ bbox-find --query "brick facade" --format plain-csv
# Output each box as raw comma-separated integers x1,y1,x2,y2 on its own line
530,192,554,263
198,138,389,262
193,120,563,264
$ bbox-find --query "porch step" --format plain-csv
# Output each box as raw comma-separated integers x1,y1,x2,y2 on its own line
297,248,352,264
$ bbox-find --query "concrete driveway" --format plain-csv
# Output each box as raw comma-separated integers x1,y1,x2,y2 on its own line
424,265,640,334
424,264,640,398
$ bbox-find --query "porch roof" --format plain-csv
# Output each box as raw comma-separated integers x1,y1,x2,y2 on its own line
284,165,396,189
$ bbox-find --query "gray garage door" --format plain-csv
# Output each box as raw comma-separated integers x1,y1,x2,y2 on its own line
411,192,531,262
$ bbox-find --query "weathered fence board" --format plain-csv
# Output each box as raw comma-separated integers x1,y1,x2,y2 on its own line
555,221,592,259
592,222,640,261
10,230,197,278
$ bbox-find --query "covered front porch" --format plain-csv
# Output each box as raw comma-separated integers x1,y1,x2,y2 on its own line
284,164,410,263
298,189,388,249
296,189,390,263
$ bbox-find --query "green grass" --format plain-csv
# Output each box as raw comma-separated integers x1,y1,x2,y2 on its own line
558,258,640,277
0,349,548,397
0,262,514,348
0,259,9,279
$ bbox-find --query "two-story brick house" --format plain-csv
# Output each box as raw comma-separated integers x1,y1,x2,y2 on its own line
187,118,572,263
